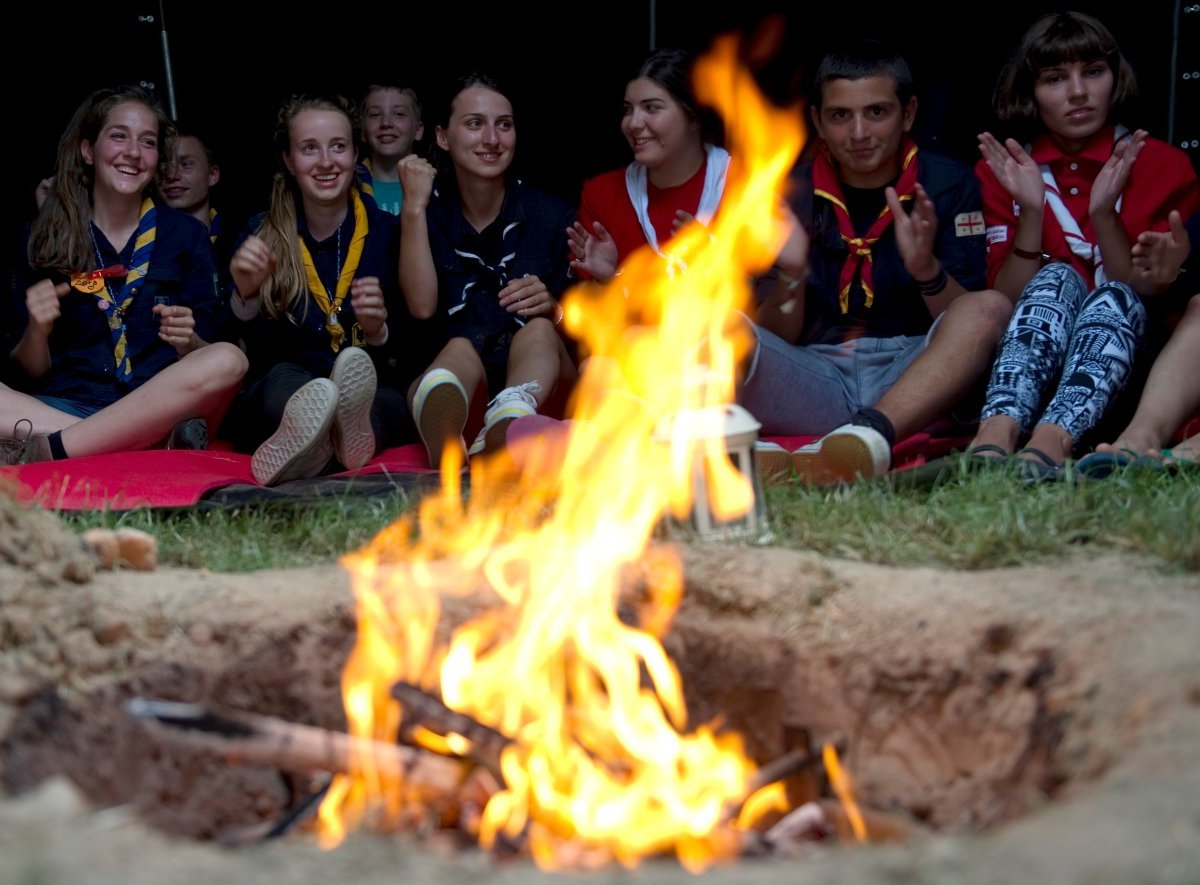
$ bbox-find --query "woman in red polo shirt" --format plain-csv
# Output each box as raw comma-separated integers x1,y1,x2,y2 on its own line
968,11,1199,478
567,48,730,283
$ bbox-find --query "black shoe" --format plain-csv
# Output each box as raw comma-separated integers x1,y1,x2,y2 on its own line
167,417,210,451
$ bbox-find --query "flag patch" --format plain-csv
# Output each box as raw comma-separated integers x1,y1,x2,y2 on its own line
955,211,985,236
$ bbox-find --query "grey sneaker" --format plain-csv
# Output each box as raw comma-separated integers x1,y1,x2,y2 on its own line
413,369,469,471
0,420,51,465
330,346,377,470
251,378,338,486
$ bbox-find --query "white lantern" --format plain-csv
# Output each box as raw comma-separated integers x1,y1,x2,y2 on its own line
655,403,771,542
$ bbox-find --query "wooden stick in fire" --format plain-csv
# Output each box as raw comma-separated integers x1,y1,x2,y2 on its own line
390,680,511,783
723,736,848,826
125,698,465,797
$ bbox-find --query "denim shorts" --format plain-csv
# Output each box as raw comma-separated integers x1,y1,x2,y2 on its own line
738,318,941,436
34,395,99,419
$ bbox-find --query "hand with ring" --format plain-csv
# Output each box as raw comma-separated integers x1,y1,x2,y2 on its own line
498,274,552,318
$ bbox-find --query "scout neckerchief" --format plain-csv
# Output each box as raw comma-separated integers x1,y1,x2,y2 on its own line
299,188,368,353
358,159,375,200
812,136,920,313
449,183,522,325
208,207,221,246
79,197,157,382
1032,125,1128,288
625,143,730,257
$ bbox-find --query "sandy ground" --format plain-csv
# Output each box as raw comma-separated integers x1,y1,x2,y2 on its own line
2,494,1199,884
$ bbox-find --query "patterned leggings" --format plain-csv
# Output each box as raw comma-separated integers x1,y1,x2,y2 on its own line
980,262,1146,442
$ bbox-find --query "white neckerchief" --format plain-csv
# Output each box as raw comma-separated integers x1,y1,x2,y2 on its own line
1033,125,1128,287
624,144,730,257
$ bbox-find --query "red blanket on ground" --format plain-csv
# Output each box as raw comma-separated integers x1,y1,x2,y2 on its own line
0,419,971,511
0,445,436,511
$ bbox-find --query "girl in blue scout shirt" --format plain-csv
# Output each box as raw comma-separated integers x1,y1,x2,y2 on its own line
225,94,425,486
398,72,577,469
0,85,247,464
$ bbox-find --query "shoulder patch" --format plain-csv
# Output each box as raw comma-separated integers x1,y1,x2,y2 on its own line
986,225,1008,245
954,211,985,237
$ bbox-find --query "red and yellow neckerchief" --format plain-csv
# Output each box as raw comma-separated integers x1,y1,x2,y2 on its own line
812,137,920,313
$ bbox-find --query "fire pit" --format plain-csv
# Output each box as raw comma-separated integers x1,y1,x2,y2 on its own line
4,542,1200,883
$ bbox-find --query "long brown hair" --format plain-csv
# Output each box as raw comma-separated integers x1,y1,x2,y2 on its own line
28,85,175,273
255,93,360,319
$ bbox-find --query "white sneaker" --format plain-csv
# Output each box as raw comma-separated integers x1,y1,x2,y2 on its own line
791,423,892,485
467,381,541,457
330,346,377,470
252,379,337,486
413,369,468,470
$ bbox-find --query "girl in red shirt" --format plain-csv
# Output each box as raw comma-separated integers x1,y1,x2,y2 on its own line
969,11,1199,477
567,48,731,283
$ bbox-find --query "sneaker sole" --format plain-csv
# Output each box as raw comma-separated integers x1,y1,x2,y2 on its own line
468,403,538,457
755,448,793,485
792,432,886,485
331,348,377,470
481,416,517,456
416,381,468,470
252,379,337,486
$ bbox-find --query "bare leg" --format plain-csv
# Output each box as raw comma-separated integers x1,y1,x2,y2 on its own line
876,289,1012,439
503,318,578,412
406,338,486,413
3,343,247,457
1098,294,1200,457
0,390,84,436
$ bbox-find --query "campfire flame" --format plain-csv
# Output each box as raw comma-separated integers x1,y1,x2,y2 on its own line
320,35,805,870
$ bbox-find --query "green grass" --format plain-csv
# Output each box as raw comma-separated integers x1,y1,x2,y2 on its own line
57,493,419,572
52,458,1199,574
767,458,1200,573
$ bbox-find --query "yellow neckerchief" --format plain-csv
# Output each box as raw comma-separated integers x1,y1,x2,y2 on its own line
299,189,368,352
97,196,157,381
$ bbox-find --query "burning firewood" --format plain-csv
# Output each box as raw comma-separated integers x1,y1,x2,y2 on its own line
390,681,511,781
760,797,924,855
125,698,466,798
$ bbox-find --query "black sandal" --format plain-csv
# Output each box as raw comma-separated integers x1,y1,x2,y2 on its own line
966,443,1011,460
1016,446,1062,483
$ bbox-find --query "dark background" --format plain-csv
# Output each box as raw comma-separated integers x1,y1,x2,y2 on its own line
5,1,1198,285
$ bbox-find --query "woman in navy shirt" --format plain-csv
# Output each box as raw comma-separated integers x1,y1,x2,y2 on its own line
1,84,246,463
399,72,577,470
226,94,425,486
